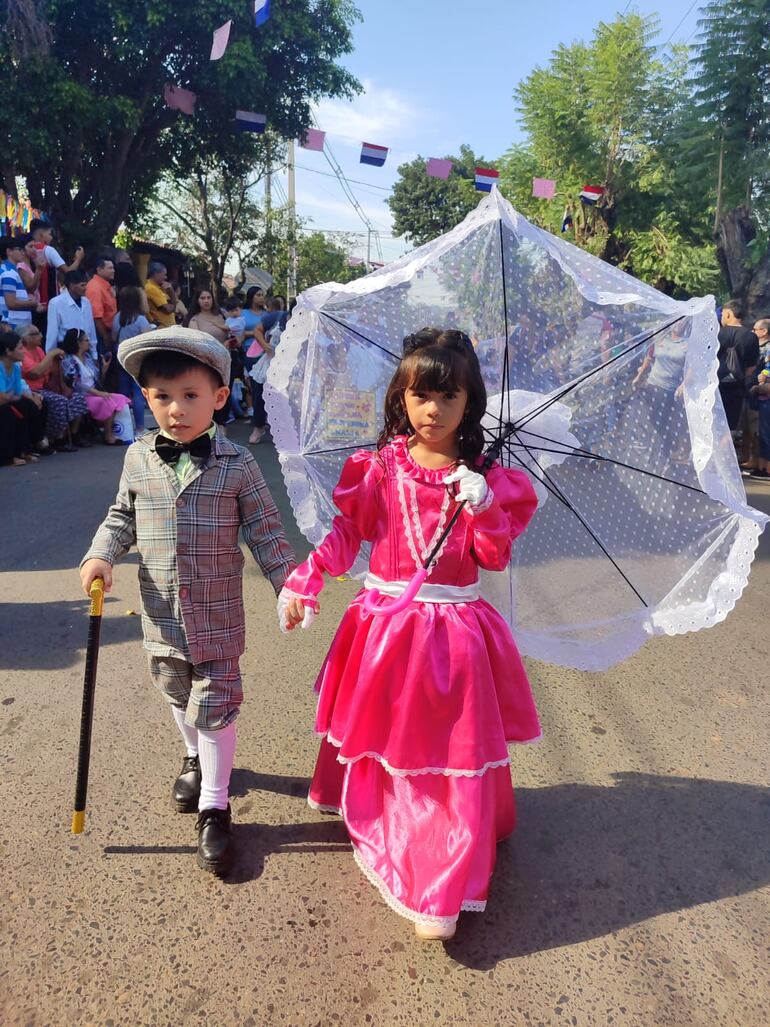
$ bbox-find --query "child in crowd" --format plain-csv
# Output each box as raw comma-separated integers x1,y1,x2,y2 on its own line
80,327,295,875
113,286,155,433
28,218,84,313
60,328,130,445
279,328,540,940
223,295,246,347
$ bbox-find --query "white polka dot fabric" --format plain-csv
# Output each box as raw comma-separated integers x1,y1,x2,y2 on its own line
265,190,768,670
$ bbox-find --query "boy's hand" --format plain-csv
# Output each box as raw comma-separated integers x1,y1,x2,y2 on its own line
80,559,113,596
277,588,319,633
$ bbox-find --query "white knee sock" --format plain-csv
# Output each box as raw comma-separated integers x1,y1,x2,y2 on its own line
171,706,199,758
197,722,237,811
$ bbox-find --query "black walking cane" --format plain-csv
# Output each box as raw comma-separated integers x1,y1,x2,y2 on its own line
71,577,105,834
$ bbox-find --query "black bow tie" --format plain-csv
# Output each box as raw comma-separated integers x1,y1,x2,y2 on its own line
155,432,212,466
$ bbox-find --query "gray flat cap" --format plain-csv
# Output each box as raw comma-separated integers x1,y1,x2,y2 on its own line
118,326,231,386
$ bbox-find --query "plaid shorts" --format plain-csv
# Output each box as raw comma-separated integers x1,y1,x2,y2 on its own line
147,654,243,730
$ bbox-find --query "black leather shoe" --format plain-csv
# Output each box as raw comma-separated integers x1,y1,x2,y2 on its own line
172,755,201,813
196,805,233,876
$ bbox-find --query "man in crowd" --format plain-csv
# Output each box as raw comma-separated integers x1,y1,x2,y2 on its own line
85,258,116,344
144,261,176,328
45,269,98,360
0,235,40,331
718,300,759,434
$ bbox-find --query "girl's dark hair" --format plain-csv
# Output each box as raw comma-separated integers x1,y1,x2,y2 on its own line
186,288,221,323
378,327,487,465
61,328,84,355
118,285,145,327
0,331,21,357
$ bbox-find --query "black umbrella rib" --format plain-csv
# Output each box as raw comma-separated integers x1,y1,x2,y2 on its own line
503,447,575,509
513,430,649,607
509,428,707,495
304,441,379,456
515,315,686,430
319,312,401,362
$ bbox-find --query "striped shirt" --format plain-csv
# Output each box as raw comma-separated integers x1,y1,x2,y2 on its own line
0,260,32,329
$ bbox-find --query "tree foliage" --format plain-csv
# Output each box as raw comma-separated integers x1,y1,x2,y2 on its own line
0,0,360,247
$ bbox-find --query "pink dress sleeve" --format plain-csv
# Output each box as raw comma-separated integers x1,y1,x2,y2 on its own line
284,450,383,598
463,465,538,572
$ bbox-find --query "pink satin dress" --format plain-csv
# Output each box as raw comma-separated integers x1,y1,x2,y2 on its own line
285,436,541,930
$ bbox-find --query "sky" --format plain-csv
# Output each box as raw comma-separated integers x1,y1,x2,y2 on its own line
271,0,704,268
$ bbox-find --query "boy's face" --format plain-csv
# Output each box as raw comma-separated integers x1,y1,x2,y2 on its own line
141,366,229,443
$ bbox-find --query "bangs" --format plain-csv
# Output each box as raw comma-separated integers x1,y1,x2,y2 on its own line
403,347,467,393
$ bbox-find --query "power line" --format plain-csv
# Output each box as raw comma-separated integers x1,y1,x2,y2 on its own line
662,0,699,48
294,162,392,193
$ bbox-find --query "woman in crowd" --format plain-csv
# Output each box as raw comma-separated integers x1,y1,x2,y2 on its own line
60,328,129,445
186,288,228,342
19,324,86,450
112,286,154,432
0,332,47,465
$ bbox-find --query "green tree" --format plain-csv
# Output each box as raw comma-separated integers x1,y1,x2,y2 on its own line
682,0,770,309
387,145,488,246
502,14,720,296
1,0,360,247
270,229,366,294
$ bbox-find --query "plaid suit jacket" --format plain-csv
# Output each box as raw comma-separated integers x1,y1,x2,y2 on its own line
83,429,296,664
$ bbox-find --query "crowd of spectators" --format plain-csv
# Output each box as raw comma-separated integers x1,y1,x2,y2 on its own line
0,222,290,468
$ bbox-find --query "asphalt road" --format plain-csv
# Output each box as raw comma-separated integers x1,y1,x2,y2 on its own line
1,424,769,1027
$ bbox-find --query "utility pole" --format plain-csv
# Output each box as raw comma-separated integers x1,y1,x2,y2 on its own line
265,140,273,275
367,227,371,269
287,139,297,301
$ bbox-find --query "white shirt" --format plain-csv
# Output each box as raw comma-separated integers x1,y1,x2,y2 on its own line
46,289,98,359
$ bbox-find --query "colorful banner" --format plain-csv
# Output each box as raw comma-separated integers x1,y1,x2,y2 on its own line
360,142,388,167
164,84,197,115
301,128,326,152
532,177,557,199
210,20,232,61
235,110,267,133
426,158,453,180
254,0,270,27
474,167,499,192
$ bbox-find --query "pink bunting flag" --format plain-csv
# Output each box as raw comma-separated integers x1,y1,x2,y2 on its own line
210,20,232,61
164,84,197,115
426,158,453,180
532,177,557,199
301,128,326,152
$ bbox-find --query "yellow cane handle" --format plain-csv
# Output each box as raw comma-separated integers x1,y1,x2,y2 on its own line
89,578,105,617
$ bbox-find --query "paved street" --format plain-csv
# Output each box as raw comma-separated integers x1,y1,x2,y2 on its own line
1,425,769,1027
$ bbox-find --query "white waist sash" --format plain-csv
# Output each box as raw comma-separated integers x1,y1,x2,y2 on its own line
363,572,481,605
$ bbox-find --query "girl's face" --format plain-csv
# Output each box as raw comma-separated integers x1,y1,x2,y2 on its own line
199,291,213,312
404,384,468,447
78,334,90,354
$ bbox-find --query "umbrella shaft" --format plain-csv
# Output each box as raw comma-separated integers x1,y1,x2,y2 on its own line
73,616,102,814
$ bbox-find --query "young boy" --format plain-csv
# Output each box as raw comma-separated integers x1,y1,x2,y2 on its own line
223,295,246,346
80,327,296,875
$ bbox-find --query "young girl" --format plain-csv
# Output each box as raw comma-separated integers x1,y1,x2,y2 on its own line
113,286,154,432
279,327,541,941
60,328,129,445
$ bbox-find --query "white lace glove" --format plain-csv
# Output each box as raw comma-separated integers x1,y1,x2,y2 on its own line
444,465,490,509
277,587,318,634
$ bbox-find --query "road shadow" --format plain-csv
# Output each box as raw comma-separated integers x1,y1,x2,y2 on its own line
447,772,770,968
0,596,143,670
230,767,311,801
103,818,349,885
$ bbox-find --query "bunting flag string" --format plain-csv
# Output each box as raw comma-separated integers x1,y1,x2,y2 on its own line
580,185,604,206
301,128,326,151
164,84,197,115
235,110,267,133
